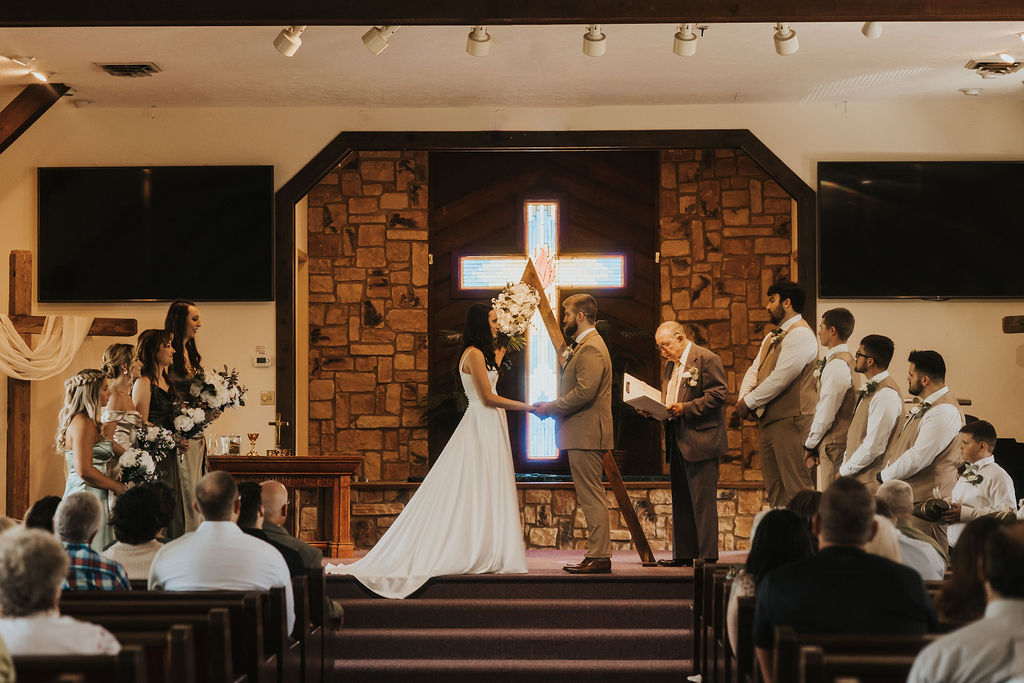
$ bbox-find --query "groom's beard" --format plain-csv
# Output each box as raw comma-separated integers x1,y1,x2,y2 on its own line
767,304,784,325
562,320,579,343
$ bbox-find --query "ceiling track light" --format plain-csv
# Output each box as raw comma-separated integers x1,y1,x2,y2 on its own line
861,22,882,39
773,22,799,56
274,25,306,57
466,25,491,56
997,52,1015,63
6,56,48,82
673,23,699,56
583,24,606,57
363,25,399,55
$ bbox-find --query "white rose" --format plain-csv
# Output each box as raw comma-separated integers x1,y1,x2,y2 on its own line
174,415,194,432
190,407,206,422
119,449,140,467
139,453,155,474
189,384,201,396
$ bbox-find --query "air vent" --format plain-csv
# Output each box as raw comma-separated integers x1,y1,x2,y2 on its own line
96,62,162,78
965,59,1022,79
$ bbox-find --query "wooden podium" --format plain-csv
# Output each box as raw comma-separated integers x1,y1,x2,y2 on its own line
208,454,362,558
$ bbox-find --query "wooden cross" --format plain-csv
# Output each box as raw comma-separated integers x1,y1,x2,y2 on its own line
268,412,290,450
5,250,137,518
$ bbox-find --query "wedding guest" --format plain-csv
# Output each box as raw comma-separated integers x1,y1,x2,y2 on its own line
165,299,210,533
0,519,13,535
804,308,857,489
0,527,120,656
935,516,1004,624
727,509,814,649
863,503,902,563
261,481,324,570
56,369,125,551
133,329,185,538
102,483,171,580
734,279,818,507
838,334,903,491
100,343,144,457
786,489,822,550
877,480,947,579
942,420,1016,548
23,495,61,533
55,492,131,591
237,482,305,577
880,350,965,553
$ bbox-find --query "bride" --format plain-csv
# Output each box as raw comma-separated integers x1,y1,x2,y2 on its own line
326,303,533,598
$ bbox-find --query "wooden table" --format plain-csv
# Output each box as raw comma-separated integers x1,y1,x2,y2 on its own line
208,455,362,558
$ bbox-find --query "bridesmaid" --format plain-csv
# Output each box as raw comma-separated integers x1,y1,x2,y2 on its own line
164,299,208,533
101,343,144,465
132,329,185,539
56,368,126,552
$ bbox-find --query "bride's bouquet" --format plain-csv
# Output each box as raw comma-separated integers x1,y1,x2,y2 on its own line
117,424,177,486
492,282,540,336
173,366,248,439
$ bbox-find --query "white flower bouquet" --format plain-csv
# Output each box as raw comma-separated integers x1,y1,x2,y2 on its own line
118,447,157,487
174,366,248,440
492,282,540,336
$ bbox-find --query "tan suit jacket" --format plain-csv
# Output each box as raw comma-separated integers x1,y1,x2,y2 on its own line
549,329,614,451
662,344,728,462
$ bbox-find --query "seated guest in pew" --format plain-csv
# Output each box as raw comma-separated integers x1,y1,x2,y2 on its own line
908,520,1024,682
237,482,305,577
935,516,1005,625
102,482,173,580
261,480,323,569
753,477,937,683
942,420,1017,549
877,480,946,580
149,471,295,633
55,492,131,591
24,495,61,533
727,509,814,650
785,489,822,550
0,527,120,655
863,500,903,563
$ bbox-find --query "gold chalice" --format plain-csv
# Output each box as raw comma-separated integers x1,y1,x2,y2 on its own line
246,433,260,456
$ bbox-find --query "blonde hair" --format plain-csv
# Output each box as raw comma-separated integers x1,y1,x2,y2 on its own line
101,343,135,380
55,369,106,451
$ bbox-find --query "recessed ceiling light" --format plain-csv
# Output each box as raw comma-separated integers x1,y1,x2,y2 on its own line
997,52,1015,63
959,87,983,96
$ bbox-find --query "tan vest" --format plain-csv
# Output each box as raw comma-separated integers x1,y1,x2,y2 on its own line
820,350,858,449
755,320,818,425
883,390,964,501
843,374,903,489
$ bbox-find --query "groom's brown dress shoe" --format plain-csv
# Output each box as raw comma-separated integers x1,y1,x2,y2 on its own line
562,557,611,574
657,558,694,567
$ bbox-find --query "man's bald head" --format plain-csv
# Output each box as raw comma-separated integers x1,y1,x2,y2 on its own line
195,471,239,522
261,481,289,526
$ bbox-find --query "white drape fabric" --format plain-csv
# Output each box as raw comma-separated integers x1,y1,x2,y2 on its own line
0,315,93,381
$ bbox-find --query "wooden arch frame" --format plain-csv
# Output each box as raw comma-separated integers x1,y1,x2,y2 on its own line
275,130,816,451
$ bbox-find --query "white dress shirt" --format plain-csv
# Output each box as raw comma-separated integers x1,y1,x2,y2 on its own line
947,455,1017,547
804,343,854,449
149,521,295,633
665,342,693,403
907,598,1024,683
740,315,818,411
839,370,903,477
897,534,946,581
880,386,964,483
0,611,121,655
103,539,163,581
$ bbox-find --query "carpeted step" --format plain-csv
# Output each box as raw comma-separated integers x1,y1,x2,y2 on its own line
333,657,693,682
339,598,692,630
336,627,691,660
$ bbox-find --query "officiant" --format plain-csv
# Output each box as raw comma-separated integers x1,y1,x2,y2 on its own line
652,321,727,566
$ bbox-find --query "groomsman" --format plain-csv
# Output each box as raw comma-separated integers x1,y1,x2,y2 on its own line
733,279,818,507
839,334,903,492
880,350,964,552
803,308,857,489
653,321,727,566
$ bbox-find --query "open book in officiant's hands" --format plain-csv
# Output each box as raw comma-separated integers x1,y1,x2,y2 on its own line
623,373,671,421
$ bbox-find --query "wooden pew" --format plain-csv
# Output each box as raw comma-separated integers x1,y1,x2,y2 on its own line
115,623,197,683
799,645,919,683
306,567,327,683
773,626,937,683
701,563,731,680
693,559,708,679
14,644,147,683
62,591,274,683
712,572,734,682
263,586,301,683
732,595,757,683
76,609,236,683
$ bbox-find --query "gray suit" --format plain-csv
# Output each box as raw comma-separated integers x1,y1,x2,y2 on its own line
548,329,614,558
662,344,727,560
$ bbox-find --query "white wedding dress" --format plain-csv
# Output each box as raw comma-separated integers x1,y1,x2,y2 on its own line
325,350,528,598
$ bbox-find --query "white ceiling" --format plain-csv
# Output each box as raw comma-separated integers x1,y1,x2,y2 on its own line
1,22,1023,108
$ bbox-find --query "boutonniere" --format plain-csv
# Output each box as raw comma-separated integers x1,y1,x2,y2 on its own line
962,463,984,486
857,379,879,399
680,365,700,387
812,357,827,379
908,401,932,419
766,327,785,351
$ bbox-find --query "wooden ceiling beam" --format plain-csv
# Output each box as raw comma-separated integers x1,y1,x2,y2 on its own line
0,83,69,156
1,0,1022,27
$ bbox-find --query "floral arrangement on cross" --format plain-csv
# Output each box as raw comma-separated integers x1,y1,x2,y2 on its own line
173,365,248,442
492,281,541,337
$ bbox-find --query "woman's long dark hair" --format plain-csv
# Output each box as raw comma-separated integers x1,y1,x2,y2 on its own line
936,516,1004,623
746,508,815,584
164,299,202,377
460,304,497,370
137,328,174,386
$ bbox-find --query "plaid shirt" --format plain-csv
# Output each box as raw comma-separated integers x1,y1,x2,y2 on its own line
62,542,132,591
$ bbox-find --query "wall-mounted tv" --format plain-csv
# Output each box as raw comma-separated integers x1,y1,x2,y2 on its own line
818,161,1024,299
38,165,274,302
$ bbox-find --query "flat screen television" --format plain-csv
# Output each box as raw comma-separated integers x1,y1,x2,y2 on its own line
37,165,274,302
817,161,1024,299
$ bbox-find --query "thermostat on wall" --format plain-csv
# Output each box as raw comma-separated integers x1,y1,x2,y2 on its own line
253,346,272,368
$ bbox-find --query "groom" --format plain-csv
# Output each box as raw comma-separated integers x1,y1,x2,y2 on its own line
534,293,614,574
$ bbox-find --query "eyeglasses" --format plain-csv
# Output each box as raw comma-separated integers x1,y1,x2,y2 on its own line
854,352,874,361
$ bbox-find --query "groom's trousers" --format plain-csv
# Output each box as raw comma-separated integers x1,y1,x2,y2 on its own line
568,449,612,559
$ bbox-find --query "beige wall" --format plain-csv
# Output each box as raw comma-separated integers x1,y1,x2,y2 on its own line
2,98,1022,508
